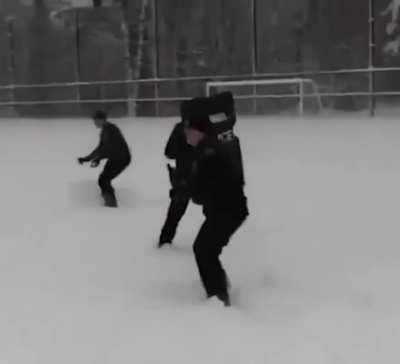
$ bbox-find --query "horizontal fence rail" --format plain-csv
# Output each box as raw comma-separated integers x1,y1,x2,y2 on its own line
0,66,398,91
1,67,400,115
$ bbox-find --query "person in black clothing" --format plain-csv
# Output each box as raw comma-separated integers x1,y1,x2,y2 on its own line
185,115,248,306
158,121,195,247
78,110,131,207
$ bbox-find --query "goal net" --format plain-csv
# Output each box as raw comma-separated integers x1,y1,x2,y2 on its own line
206,78,323,116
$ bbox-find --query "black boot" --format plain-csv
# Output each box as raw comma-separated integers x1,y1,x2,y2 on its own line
157,239,172,248
102,192,118,207
207,290,231,307
216,290,231,307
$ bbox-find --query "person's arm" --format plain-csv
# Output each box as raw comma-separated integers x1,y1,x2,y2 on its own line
164,123,181,159
78,129,108,164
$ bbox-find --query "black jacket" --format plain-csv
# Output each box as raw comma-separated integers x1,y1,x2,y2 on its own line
190,136,247,215
165,122,195,182
84,122,131,162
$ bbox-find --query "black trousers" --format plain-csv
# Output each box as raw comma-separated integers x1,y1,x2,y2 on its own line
193,207,248,297
159,189,190,243
98,158,130,196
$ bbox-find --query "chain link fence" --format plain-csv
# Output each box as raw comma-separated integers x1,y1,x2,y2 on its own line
0,1,400,117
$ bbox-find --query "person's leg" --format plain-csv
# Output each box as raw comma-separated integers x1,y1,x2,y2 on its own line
193,217,230,302
193,218,218,297
98,159,129,206
98,161,113,195
193,211,248,305
212,211,248,302
158,191,189,247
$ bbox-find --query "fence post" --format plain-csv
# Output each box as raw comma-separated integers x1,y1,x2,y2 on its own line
368,69,375,117
299,81,304,116
251,0,257,114
152,0,159,116
368,0,375,117
6,16,16,106
75,10,81,103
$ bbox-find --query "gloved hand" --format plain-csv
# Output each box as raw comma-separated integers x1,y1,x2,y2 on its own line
77,157,87,165
90,159,100,168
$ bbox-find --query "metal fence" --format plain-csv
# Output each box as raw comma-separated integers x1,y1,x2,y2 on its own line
0,0,400,117
1,66,400,117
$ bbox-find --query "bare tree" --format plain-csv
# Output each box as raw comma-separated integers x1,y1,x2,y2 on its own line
120,0,151,115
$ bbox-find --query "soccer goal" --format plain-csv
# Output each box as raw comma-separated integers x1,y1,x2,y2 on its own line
206,78,323,116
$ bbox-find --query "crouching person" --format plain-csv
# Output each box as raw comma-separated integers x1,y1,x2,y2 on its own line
185,115,248,306
78,110,131,207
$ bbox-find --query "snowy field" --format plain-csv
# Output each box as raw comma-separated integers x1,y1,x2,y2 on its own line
1,113,400,364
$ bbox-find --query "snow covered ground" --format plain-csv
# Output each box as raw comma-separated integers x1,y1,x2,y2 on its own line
0,114,400,364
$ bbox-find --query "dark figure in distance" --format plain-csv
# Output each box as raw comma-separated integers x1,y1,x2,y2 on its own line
78,110,131,207
185,116,248,306
158,121,195,247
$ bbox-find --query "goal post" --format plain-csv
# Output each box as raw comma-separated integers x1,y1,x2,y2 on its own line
206,78,323,115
